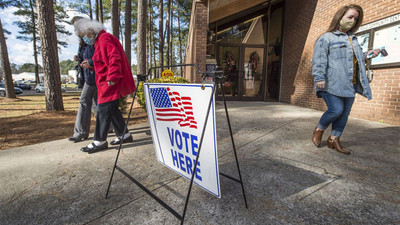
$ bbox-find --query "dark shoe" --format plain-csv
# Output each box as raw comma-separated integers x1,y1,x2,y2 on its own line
69,134,89,143
327,136,350,155
81,142,108,154
110,135,133,145
312,127,324,147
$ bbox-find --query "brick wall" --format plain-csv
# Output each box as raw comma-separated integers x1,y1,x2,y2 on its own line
184,0,208,83
194,1,208,83
281,0,400,125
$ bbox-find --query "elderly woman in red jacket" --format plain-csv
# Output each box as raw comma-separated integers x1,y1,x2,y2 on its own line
74,18,136,153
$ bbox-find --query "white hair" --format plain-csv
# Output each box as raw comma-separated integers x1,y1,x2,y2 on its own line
74,18,105,37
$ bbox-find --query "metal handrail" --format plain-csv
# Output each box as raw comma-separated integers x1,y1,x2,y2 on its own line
146,63,205,78
136,63,224,83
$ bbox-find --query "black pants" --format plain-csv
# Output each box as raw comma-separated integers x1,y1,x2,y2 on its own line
94,99,127,141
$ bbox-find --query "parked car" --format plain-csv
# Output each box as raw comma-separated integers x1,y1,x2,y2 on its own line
15,83,32,90
0,84,23,96
35,83,65,93
35,83,44,93
25,80,36,84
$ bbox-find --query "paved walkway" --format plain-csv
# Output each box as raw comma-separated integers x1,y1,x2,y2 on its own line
1,101,399,224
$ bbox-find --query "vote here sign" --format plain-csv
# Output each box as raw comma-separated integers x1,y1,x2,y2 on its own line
144,83,220,198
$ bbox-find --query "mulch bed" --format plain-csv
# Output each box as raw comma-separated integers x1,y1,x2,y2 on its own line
0,107,147,151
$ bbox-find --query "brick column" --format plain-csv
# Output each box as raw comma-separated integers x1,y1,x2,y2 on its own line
191,0,208,83
183,0,208,83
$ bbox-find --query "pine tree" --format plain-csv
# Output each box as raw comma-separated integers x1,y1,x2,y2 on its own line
159,0,164,76
136,0,147,75
125,0,132,65
111,0,119,38
35,0,64,110
0,19,16,98
13,0,71,83
88,0,93,19
165,0,171,67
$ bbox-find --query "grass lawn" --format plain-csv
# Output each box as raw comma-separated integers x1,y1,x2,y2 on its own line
0,92,81,118
0,93,147,150
62,83,78,88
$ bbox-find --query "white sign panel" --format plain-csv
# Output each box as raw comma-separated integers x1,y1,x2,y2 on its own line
371,23,400,65
144,83,220,198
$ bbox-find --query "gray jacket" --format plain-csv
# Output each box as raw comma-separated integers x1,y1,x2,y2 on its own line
312,30,372,100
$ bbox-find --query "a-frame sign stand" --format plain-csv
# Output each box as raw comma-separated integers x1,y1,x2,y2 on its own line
105,64,248,224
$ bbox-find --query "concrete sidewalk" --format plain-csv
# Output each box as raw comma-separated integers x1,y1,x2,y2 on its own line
1,101,399,225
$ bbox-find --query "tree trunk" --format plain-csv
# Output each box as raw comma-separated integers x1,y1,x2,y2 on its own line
99,0,104,23
166,0,170,67
29,0,40,84
111,0,119,38
0,19,16,98
148,0,152,73
137,0,147,75
158,0,163,77
88,0,93,19
152,7,157,77
170,0,173,66
153,37,157,76
147,20,150,73
95,0,99,21
35,0,64,110
125,0,132,66
119,0,123,41
177,8,182,76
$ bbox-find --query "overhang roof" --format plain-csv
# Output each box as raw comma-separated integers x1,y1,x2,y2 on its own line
209,0,269,23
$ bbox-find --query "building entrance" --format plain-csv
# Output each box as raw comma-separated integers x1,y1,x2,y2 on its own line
217,44,265,100
208,1,284,101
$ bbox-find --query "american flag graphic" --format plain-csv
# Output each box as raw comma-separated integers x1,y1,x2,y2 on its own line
150,87,198,129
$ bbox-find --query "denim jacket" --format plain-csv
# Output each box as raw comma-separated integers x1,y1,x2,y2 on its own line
312,30,372,100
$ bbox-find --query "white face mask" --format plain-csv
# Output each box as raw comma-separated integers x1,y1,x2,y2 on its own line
339,18,355,32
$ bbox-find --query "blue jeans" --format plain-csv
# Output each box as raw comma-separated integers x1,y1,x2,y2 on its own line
317,91,355,137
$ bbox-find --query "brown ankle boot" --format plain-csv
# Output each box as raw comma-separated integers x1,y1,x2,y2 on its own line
312,127,324,147
327,135,350,155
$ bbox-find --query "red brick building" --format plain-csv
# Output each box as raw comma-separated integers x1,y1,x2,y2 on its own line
184,0,400,125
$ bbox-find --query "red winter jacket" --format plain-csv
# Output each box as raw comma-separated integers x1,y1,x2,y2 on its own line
92,30,135,104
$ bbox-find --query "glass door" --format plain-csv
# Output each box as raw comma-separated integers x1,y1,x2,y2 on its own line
242,46,265,99
216,45,265,100
217,45,241,99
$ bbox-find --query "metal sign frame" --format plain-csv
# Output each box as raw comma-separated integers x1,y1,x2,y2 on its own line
105,64,248,224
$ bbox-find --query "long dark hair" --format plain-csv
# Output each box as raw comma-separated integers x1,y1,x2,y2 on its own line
327,4,364,33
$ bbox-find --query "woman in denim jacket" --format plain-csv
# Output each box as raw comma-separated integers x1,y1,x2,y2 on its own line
311,4,380,154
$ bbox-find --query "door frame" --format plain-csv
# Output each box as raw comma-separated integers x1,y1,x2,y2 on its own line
216,43,267,101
